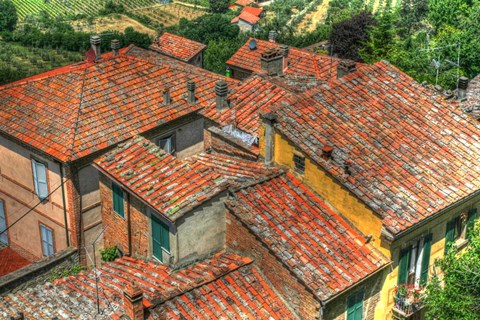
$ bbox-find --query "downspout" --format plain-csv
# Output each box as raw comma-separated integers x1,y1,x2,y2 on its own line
57,161,70,247
127,193,132,256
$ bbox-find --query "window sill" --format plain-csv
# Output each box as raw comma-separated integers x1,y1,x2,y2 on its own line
455,238,469,250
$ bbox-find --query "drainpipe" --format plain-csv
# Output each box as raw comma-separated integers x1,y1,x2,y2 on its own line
127,193,132,256
57,161,70,247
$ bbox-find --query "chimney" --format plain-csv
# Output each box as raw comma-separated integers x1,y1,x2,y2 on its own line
261,48,284,76
264,113,277,166
268,30,276,43
457,76,469,100
111,39,120,57
215,80,228,111
187,80,196,104
322,145,334,160
163,88,171,106
337,60,356,78
90,35,101,62
123,282,144,320
9,312,24,320
280,45,289,71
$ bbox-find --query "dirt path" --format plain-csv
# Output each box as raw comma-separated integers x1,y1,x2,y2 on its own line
297,0,330,32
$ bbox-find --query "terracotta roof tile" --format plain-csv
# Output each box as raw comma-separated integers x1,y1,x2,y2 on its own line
227,173,388,301
0,251,252,319
150,32,206,62
0,46,231,162
232,7,263,25
0,247,31,277
274,60,480,235
94,136,278,221
235,0,254,6
151,265,296,319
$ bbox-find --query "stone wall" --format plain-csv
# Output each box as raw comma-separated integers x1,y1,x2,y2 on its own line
0,248,78,295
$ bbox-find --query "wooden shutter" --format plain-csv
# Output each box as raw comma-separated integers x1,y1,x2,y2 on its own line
152,216,170,262
445,219,455,253
466,208,478,240
397,246,411,285
346,291,364,320
420,233,432,286
112,183,124,217
32,160,49,199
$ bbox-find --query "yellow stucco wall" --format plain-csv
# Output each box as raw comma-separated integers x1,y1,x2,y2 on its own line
260,126,480,320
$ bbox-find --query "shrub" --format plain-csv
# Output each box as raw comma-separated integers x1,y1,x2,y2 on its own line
100,245,119,262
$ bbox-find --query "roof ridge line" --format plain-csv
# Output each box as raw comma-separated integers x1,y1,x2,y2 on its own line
227,168,287,196
67,66,89,162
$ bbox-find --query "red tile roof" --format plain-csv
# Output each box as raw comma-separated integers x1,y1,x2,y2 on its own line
0,247,31,277
150,32,206,62
274,60,480,235
463,74,480,119
227,173,388,301
94,136,278,221
243,6,263,16
227,38,345,79
0,46,231,162
234,10,261,25
151,264,296,319
0,251,260,319
235,0,254,6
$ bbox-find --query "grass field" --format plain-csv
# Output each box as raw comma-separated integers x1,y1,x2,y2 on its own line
71,14,157,35
0,41,84,85
12,0,160,19
137,3,205,27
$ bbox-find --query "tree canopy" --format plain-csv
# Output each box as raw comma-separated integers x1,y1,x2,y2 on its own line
208,0,230,14
0,0,18,31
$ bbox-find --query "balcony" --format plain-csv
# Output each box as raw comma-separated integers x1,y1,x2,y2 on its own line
393,285,425,320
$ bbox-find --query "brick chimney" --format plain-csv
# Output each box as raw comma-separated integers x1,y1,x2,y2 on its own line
123,282,144,320
187,80,196,104
163,88,171,106
268,30,276,43
215,80,228,111
111,39,120,57
322,145,334,160
337,60,356,78
90,35,101,62
264,113,277,166
457,76,469,100
280,45,289,71
261,48,284,76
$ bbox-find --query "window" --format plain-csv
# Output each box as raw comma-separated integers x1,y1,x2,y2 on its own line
346,290,364,320
112,183,124,218
157,135,175,155
398,234,432,288
0,200,8,245
293,153,305,174
40,224,54,257
151,215,170,263
32,159,48,200
446,208,479,251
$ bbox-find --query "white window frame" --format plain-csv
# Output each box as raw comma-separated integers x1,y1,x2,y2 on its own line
40,224,54,257
32,159,49,200
157,134,175,155
0,200,8,245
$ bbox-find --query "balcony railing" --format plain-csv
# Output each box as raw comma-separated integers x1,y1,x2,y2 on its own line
393,285,425,319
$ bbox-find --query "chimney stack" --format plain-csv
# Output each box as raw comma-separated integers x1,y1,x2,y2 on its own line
187,80,196,104
280,45,289,71
268,30,276,43
90,35,101,62
457,76,469,100
264,113,277,166
123,282,144,320
322,145,334,160
163,88,171,106
111,39,120,57
261,48,284,76
337,60,356,78
215,80,228,111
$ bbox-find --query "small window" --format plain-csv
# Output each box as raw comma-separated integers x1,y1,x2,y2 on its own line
40,224,54,257
293,154,305,174
0,200,8,245
157,135,175,155
112,183,124,218
398,234,432,287
32,159,49,200
446,208,479,250
346,290,364,320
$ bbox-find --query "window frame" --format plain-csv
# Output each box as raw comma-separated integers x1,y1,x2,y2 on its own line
149,208,171,263
397,233,432,288
346,289,364,320
293,152,305,175
112,182,125,218
0,199,9,245
31,157,50,201
39,223,55,257
156,133,176,155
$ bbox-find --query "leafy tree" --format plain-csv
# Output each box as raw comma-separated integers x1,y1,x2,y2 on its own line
330,11,375,61
360,10,398,63
0,0,18,31
398,0,428,35
326,0,366,23
204,39,243,74
208,0,230,14
424,227,480,320
428,0,469,31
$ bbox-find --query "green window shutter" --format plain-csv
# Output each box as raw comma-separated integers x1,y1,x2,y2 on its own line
347,292,356,320
445,219,455,253
347,291,364,320
466,208,478,240
397,246,411,285
112,183,124,217
420,233,432,286
152,216,170,262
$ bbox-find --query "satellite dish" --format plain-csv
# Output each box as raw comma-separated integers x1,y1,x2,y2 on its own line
249,39,257,50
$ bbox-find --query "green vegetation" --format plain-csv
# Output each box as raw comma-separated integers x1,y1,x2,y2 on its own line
0,0,18,31
208,0,230,13
424,227,480,320
48,264,83,282
100,245,119,262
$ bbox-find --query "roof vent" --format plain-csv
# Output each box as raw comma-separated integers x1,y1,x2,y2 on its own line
215,80,228,111
90,35,101,62
457,76,469,100
187,80,196,104
111,39,120,57
163,88,171,106
322,145,334,160
268,30,276,43
337,60,356,78
249,39,257,50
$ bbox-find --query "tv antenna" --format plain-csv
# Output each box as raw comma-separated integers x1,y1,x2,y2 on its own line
421,43,461,88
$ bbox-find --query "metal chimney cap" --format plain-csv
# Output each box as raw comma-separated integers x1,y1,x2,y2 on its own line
90,35,101,45
111,39,120,49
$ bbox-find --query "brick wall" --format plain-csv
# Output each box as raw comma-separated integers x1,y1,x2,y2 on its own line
130,196,150,259
99,174,130,256
226,210,320,319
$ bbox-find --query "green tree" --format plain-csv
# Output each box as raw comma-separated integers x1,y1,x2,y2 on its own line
0,0,18,31
204,39,242,74
425,227,480,320
428,0,469,31
360,10,398,64
208,0,230,14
